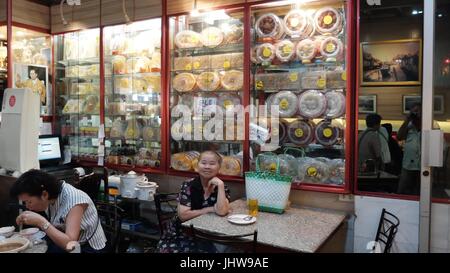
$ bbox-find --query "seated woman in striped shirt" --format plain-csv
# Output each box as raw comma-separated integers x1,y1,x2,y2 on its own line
11,169,107,253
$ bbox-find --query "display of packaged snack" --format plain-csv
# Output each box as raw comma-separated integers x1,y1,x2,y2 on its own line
257,152,279,172
328,158,345,185
251,46,261,64
177,94,195,110
173,73,197,92
143,105,160,116
278,72,301,90
191,55,210,70
324,90,346,118
287,120,315,146
296,39,317,64
326,70,346,88
314,7,343,35
221,70,243,91
298,90,327,118
143,126,158,141
231,53,244,68
200,27,224,48
174,57,193,71
110,33,127,55
278,154,298,177
275,40,295,62
111,55,127,75
88,64,100,76
283,9,308,37
63,99,81,114
143,75,161,92
319,36,343,62
301,71,326,89
106,102,126,115
255,13,285,39
124,118,143,140
217,93,241,111
175,30,203,48
32,53,47,65
268,121,287,144
297,157,330,184
197,72,221,91
255,73,278,91
256,43,276,63
222,23,243,44
72,83,99,95
82,95,100,114
219,156,242,176
66,66,78,77
171,151,200,171
315,119,341,146
150,52,161,71
115,77,132,94
270,91,298,118
133,78,148,93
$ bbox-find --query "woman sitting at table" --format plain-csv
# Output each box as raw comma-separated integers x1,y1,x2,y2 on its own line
10,169,107,253
156,150,231,253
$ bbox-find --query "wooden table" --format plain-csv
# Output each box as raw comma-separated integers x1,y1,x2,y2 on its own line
182,199,347,253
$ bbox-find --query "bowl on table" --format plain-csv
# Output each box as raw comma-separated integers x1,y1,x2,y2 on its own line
0,226,15,238
0,237,30,253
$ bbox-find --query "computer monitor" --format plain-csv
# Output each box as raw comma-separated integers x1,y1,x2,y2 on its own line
38,135,62,167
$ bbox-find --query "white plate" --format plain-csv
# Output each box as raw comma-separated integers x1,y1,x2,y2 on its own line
227,214,257,225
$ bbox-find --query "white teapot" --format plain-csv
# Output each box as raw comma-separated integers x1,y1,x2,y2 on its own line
119,171,148,198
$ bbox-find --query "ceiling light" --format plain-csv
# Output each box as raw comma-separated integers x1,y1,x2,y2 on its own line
412,10,418,15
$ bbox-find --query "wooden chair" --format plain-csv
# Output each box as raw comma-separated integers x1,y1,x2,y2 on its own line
189,224,258,253
374,208,400,253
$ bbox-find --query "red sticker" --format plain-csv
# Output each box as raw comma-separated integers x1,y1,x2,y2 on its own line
9,95,16,107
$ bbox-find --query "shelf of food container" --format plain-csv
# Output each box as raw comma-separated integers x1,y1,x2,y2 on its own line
59,75,101,81
172,43,244,56
105,114,161,120
171,67,243,73
61,113,101,116
106,72,161,78
107,137,162,143
68,94,100,98
254,61,345,71
175,139,242,144
104,50,161,60
173,89,242,94
58,57,100,66
283,143,344,150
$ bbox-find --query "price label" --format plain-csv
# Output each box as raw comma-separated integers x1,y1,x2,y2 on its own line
323,128,333,138
256,80,264,90
326,43,336,53
223,99,232,109
290,17,300,27
324,15,333,25
283,44,293,54
317,78,326,88
341,71,347,81
185,63,192,70
269,163,277,172
295,128,304,138
223,60,231,69
280,99,289,110
289,72,298,82
307,167,318,177
194,96,217,116
263,47,272,58
193,61,200,69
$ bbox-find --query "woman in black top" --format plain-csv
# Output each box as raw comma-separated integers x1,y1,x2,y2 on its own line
156,151,230,253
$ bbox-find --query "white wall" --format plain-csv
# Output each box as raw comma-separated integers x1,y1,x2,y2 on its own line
355,195,450,253
354,196,419,253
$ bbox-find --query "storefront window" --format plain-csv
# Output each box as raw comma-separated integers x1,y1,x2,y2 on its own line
103,19,162,169
168,9,245,177
249,0,349,189
432,0,450,199
54,29,100,162
11,27,51,116
357,0,423,195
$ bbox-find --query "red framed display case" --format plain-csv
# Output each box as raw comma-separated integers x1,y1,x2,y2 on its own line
248,0,354,194
166,7,248,182
102,19,164,174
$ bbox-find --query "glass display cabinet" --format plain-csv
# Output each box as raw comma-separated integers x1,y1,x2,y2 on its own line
0,26,6,102
54,28,101,163
103,19,162,170
249,0,351,190
168,9,245,178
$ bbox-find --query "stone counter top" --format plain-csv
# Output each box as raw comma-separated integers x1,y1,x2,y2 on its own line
183,199,346,253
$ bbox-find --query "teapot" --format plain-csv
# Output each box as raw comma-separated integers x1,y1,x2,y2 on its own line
120,171,148,198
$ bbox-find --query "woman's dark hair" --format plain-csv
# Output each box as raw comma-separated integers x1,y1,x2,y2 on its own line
10,169,62,199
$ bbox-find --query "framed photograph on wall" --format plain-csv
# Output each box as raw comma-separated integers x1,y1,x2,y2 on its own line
403,95,421,114
12,63,49,115
434,95,444,114
360,39,422,86
358,95,377,114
